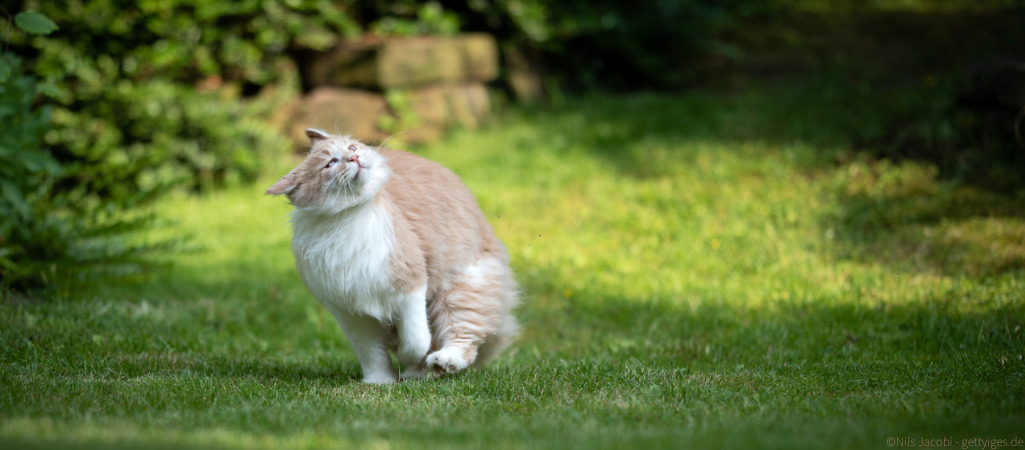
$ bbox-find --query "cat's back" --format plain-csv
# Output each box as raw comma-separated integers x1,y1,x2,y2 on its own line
380,149,472,197
379,148,503,260
380,149,483,219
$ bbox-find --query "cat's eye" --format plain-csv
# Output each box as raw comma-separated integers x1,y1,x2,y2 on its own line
347,145,357,151
325,158,339,169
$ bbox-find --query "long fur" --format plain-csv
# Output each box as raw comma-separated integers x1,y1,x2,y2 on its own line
267,129,519,383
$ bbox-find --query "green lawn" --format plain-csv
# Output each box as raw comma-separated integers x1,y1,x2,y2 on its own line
3,84,1024,448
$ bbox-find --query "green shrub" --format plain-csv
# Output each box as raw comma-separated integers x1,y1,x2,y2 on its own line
369,2,461,36
1,15,172,293
10,0,359,207
0,54,58,287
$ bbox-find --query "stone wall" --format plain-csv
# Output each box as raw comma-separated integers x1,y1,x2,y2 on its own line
290,34,499,145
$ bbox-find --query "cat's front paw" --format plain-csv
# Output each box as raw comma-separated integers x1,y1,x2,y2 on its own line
362,371,397,385
362,372,398,384
397,332,431,368
425,347,470,375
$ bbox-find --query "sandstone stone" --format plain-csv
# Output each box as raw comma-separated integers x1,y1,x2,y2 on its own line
292,84,490,146
408,86,450,127
291,87,391,145
458,34,500,83
300,34,499,90
293,33,501,146
376,38,464,88
408,84,490,130
445,83,490,129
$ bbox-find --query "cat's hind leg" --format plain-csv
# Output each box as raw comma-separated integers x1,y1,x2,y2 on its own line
426,256,519,375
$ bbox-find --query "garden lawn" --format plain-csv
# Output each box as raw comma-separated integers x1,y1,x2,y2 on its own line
2,88,1024,449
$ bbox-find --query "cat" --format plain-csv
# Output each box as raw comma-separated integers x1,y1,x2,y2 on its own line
266,129,519,384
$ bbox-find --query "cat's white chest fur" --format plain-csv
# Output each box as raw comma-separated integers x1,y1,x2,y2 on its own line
290,201,398,320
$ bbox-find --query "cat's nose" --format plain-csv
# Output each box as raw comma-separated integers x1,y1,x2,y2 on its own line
348,154,360,164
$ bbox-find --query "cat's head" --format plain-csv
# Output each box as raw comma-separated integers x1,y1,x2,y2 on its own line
266,129,391,213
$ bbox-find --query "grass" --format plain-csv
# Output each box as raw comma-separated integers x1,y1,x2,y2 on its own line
4,12,1025,445
3,87,1023,448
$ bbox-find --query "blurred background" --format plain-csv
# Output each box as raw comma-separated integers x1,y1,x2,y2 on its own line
2,0,1024,294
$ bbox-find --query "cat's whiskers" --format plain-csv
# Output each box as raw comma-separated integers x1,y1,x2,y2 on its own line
342,168,354,191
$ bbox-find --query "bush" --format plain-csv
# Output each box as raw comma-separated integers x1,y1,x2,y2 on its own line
9,0,357,207
0,54,58,288
1,17,173,293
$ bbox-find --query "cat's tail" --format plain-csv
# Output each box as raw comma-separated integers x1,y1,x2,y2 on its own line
473,306,520,367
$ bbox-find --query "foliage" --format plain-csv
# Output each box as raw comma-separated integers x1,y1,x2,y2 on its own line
0,12,61,289
783,0,1023,11
0,54,58,287
11,10,57,35
8,0,354,205
446,0,779,90
369,2,461,37
707,7,1025,191
444,0,1022,91
0,18,174,293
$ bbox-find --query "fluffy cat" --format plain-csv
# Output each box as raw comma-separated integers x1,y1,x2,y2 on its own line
266,129,519,384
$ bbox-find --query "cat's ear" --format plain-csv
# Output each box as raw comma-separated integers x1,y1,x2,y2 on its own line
266,171,297,196
305,128,331,144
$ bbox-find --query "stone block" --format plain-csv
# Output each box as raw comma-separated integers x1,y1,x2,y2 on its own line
445,83,490,129
292,84,491,147
291,87,391,144
458,34,500,82
408,84,490,130
300,34,499,89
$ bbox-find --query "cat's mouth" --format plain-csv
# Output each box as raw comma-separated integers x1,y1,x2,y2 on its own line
343,160,366,184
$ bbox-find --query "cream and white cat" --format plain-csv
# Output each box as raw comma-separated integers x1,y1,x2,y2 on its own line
267,129,519,384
